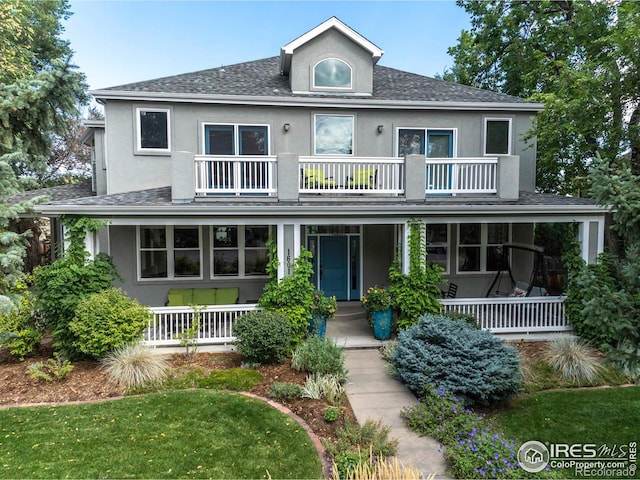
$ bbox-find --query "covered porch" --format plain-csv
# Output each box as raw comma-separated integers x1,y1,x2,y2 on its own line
143,296,570,347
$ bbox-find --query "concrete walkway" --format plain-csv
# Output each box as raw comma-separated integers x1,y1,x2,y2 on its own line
343,349,448,479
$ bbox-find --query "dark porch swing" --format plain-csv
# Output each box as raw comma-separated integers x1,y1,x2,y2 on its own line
485,243,549,297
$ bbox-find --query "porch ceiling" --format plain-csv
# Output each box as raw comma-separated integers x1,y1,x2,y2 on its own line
33,186,607,223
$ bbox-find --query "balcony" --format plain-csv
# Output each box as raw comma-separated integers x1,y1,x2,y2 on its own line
175,153,518,202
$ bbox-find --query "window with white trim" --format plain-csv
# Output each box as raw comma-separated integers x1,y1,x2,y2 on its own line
136,108,170,152
138,226,201,280
211,226,272,277
203,124,269,155
458,223,510,273
397,128,456,157
314,114,354,155
314,58,352,89
426,224,449,272
484,118,512,155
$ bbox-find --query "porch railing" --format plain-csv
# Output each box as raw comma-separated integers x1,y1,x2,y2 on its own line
195,155,277,196
299,157,404,195
425,157,498,195
144,304,260,346
441,296,569,333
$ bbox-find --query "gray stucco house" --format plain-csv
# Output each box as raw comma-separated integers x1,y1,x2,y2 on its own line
36,17,605,344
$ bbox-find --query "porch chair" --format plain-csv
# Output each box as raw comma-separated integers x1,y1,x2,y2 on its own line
441,283,458,299
302,168,336,189
347,168,377,189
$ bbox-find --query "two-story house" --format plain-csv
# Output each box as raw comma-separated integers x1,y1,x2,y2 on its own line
36,18,605,345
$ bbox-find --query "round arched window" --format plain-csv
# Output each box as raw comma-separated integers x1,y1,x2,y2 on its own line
314,58,352,89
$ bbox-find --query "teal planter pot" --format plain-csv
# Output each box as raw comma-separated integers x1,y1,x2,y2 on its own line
372,308,392,340
308,313,327,338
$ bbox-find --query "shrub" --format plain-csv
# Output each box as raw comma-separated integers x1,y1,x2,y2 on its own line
388,220,444,330
323,406,341,422
258,244,316,344
443,310,479,329
32,252,119,359
392,314,522,405
196,368,263,390
301,373,346,404
291,335,346,376
267,382,304,401
325,419,399,479
544,337,604,383
68,288,149,359
0,290,43,360
330,451,423,480
233,310,294,364
101,343,169,389
26,354,73,382
402,385,521,479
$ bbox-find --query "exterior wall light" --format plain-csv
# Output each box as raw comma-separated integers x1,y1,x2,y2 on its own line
283,123,290,132
377,125,384,134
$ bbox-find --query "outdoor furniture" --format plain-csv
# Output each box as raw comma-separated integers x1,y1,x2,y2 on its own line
441,283,458,298
348,168,377,189
166,287,239,306
302,168,336,189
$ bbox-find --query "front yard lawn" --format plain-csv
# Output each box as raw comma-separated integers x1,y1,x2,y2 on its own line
493,386,640,479
0,390,322,479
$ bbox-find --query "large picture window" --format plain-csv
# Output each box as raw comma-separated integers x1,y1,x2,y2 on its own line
397,128,455,157
138,226,201,280
136,108,170,152
314,114,354,155
313,58,352,89
458,223,510,273
484,118,512,155
211,226,272,278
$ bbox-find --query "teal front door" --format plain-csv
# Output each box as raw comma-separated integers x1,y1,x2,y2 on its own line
319,236,348,300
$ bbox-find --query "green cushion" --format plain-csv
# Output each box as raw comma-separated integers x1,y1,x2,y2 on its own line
304,169,335,187
215,287,239,305
167,288,191,306
349,169,376,187
193,288,217,305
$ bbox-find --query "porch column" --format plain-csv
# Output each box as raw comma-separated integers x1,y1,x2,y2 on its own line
277,153,299,201
402,222,410,274
277,224,285,280
578,221,589,263
405,154,425,200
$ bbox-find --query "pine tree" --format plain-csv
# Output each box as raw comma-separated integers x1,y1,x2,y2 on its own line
0,0,87,313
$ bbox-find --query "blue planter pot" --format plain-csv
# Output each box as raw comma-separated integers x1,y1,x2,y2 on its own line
308,313,327,338
372,308,393,340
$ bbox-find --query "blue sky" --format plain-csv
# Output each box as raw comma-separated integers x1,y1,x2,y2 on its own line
63,1,470,92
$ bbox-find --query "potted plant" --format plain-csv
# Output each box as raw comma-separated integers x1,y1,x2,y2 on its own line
361,286,393,340
309,291,337,338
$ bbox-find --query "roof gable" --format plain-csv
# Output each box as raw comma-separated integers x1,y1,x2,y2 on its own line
280,17,383,75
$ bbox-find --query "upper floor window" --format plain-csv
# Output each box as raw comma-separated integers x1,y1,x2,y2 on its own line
398,129,455,157
137,108,170,152
314,114,354,155
458,223,510,273
138,226,202,280
204,124,269,155
484,118,512,155
313,58,352,89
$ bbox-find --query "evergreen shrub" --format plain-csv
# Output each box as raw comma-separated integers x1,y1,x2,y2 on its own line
233,310,294,364
68,288,149,359
392,314,521,405
0,290,43,360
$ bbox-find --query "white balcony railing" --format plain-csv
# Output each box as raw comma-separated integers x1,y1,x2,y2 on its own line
441,296,569,333
144,304,260,346
299,157,405,195
426,157,498,195
195,155,277,196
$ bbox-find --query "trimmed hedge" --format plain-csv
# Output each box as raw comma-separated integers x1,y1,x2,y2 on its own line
234,310,294,364
392,314,521,405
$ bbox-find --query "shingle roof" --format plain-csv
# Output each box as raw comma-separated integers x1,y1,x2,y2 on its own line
97,57,529,105
39,186,599,212
7,180,94,204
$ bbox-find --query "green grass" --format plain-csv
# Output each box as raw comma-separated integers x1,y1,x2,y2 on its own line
0,390,322,479
495,386,640,445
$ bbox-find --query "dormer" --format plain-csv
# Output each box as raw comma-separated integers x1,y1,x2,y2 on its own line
279,17,384,96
